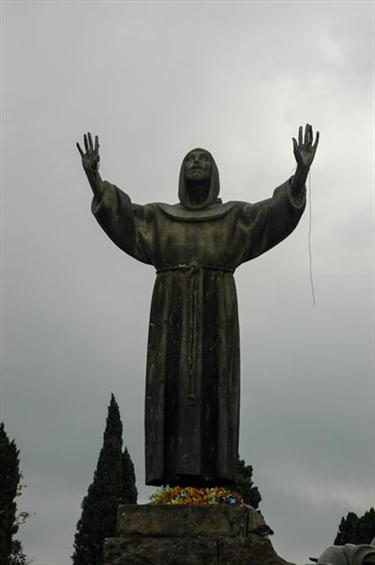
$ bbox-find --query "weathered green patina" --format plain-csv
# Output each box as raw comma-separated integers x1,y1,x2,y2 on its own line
77,126,319,487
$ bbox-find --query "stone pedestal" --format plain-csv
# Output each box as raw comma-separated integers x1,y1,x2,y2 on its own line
103,505,294,565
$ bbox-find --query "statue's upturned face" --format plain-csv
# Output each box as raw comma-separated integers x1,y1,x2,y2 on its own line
184,149,211,182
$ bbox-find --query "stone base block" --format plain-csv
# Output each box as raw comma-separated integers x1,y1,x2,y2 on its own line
117,504,265,537
103,505,293,565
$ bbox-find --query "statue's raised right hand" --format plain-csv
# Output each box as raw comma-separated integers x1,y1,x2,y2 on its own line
77,132,100,173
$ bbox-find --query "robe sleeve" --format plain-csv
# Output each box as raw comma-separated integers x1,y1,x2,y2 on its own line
91,180,155,265
237,177,306,265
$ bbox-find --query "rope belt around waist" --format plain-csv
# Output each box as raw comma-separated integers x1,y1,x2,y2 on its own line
156,262,234,275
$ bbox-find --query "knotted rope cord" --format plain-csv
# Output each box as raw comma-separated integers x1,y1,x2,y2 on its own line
308,171,316,306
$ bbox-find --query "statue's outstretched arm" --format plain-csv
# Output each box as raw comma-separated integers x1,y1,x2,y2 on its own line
291,124,319,194
77,132,104,199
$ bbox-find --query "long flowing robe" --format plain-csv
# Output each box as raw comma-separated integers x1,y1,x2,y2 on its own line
92,161,305,486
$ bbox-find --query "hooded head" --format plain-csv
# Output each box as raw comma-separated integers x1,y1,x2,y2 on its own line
178,148,220,210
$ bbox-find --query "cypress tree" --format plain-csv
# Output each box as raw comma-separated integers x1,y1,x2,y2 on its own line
334,512,359,545
356,508,375,544
234,457,262,509
72,395,123,565
120,447,137,505
9,539,30,565
0,422,24,565
334,509,375,545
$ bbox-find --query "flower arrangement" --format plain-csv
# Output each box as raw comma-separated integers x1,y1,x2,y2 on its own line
150,485,243,506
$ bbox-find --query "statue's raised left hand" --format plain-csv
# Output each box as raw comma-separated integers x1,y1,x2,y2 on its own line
293,124,319,169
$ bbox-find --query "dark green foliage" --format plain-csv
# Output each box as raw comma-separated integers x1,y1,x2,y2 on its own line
335,512,359,545
334,508,375,545
72,395,123,565
0,423,29,565
120,448,137,505
0,422,20,565
72,395,138,565
357,508,375,544
9,539,30,565
234,457,262,509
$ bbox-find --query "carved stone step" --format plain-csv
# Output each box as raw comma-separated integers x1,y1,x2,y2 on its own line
104,535,292,565
103,505,294,565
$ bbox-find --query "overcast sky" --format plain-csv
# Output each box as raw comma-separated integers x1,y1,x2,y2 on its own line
1,1,374,564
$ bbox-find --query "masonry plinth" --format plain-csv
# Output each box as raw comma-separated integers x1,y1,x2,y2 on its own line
103,505,294,565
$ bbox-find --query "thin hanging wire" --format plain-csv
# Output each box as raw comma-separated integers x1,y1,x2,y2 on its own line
308,172,316,306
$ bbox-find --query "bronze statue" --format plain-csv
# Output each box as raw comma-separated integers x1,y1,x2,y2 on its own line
77,125,319,487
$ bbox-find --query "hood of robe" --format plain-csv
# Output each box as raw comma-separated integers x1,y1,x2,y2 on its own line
178,148,220,210
157,148,235,221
